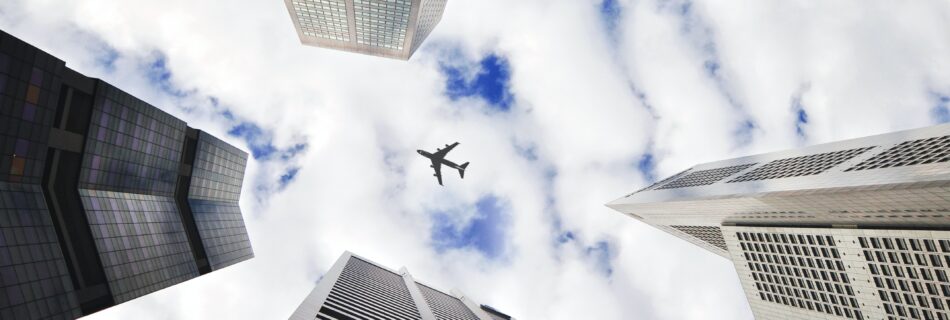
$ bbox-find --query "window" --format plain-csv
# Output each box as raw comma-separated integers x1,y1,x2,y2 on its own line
859,236,950,319
353,0,411,50
10,157,25,175
738,231,861,319
671,226,728,251
846,135,950,171
729,147,874,182
26,85,39,104
655,163,755,189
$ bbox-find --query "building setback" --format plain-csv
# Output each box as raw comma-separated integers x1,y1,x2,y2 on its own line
283,0,448,60
608,124,950,320
0,30,253,319
289,252,513,320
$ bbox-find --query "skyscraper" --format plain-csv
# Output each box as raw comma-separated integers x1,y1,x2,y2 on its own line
283,0,448,60
608,124,950,320
289,251,513,320
0,30,253,319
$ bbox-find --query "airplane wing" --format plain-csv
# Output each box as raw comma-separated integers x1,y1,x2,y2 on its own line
430,158,444,186
432,142,459,158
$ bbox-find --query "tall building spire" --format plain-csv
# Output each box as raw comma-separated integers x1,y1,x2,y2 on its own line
609,124,950,319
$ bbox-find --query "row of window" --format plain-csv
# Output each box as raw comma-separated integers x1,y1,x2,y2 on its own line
104,257,195,304
1,67,55,184
293,0,349,42
865,250,950,269
739,231,862,318
730,147,875,183
189,136,247,202
860,236,950,319
861,237,950,253
353,0,410,50
640,135,950,193
79,190,198,303
739,232,836,247
758,291,862,319
0,182,80,319
752,268,854,294
657,163,755,189
881,300,949,320
671,226,727,251
410,0,446,52
81,93,186,196
847,135,950,172
190,200,252,269
873,271,950,300
751,262,850,288
746,251,845,272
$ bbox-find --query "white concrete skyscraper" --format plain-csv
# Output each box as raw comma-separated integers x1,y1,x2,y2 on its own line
608,124,950,320
283,0,447,60
289,252,513,320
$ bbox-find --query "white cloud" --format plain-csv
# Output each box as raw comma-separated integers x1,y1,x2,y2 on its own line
2,0,949,319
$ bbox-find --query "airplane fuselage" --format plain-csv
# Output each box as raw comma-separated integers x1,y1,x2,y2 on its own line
418,142,469,186
417,150,463,170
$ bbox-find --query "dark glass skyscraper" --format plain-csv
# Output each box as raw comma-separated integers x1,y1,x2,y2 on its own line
0,29,253,319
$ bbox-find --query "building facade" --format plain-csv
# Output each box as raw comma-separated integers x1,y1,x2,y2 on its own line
608,124,950,320
289,252,513,320
284,0,448,60
0,30,253,319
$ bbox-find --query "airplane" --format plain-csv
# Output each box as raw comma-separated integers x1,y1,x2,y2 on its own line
417,142,469,186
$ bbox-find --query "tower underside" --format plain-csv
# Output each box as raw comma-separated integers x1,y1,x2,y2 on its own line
609,123,950,319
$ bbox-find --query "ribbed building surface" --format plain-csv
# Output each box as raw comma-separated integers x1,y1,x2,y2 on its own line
0,29,254,319
284,0,448,60
322,257,422,319
289,252,513,320
608,124,950,320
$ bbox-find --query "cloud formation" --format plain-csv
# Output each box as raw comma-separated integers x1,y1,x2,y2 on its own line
2,0,949,319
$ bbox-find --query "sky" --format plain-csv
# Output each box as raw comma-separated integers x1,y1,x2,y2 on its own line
2,0,950,319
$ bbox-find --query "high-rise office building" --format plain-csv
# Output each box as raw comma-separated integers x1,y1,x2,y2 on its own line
283,0,448,60
289,252,513,320
0,30,253,319
608,124,950,320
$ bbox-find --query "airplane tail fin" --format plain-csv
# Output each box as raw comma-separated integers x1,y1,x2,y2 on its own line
458,162,469,179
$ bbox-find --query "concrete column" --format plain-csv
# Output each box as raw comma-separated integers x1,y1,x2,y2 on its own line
451,289,494,320
401,267,438,320
288,251,351,320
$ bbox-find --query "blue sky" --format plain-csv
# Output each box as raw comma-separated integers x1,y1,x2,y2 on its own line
600,0,622,39
3,1,950,319
932,92,950,124
432,195,509,259
442,53,514,111
791,87,809,139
